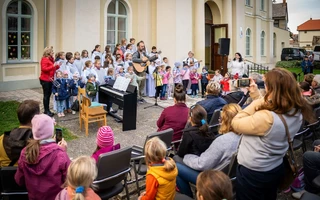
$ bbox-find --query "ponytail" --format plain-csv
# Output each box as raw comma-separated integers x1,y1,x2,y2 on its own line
25,139,40,164
199,123,209,136
163,158,176,172
73,186,85,200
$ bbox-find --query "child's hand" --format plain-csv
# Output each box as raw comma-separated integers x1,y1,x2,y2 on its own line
55,93,58,96
58,138,68,151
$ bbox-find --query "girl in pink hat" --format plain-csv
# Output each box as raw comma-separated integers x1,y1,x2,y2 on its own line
91,126,120,162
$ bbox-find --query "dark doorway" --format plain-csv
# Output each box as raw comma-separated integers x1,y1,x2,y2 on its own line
211,24,228,74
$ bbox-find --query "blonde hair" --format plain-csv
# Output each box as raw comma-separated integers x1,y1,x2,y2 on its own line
25,140,40,164
219,103,242,134
74,51,80,59
42,46,53,57
196,170,233,200
83,60,92,71
206,81,221,95
145,137,176,172
65,156,97,200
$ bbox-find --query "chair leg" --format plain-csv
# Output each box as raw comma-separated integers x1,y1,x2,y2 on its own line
124,173,130,200
133,161,140,195
85,121,89,136
79,116,82,130
104,115,107,126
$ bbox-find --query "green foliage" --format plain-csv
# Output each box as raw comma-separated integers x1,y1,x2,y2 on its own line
0,101,77,141
276,61,320,69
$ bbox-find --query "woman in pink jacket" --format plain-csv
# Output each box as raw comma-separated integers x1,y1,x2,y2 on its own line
15,114,70,200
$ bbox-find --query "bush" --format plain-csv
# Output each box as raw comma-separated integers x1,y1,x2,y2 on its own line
276,60,320,69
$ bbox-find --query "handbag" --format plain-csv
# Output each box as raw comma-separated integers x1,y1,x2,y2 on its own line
277,114,299,190
71,99,79,111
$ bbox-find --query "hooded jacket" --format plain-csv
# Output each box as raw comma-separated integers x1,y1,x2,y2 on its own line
40,56,60,82
142,160,178,200
52,78,70,101
15,142,71,200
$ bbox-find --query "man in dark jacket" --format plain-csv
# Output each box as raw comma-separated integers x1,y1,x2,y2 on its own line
0,100,40,167
132,41,158,102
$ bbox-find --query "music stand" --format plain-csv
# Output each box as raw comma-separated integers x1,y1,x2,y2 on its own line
144,72,164,110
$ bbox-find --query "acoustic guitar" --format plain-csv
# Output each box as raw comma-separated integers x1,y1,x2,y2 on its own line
133,51,162,73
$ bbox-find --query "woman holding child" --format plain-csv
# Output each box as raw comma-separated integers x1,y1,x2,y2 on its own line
232,68,315,200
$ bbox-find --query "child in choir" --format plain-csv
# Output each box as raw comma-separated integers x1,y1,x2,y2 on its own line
147,62,156,97
63,71,72,113
52,70,70,117
149,46,162,66
153,66,163,100
181,63,190,92
190,68,200,98
211,69,223,82
125,66,145,99
55,51,66,63
82,60,99,84
69,72,84,114
73,51,82,75
124,44,133,58
94,59,107,85
173,62,182,87
200,67,210,98
113,44,124,60
115,56,124,70
64,52,77,79
91,45,102,63
160,65,169,100
104,68,115,84
86,74,98,102
91,126,120,163
117,66,126,77
120,38,127,54
104,55,115,69
167,66,174,100
81,50,90,69
163,57,169,66
124,53,133,72
220,72,231,95
101,45,112,67
138,137,178,200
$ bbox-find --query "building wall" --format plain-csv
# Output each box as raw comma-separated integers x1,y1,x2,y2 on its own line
0,0,44,91
299,30,320,49
274,27,290,62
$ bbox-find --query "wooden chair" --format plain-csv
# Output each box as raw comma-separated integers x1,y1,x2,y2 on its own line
80,96,107,136
78,86,86,119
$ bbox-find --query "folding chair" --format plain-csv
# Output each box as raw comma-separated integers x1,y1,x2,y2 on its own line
209,109,221,126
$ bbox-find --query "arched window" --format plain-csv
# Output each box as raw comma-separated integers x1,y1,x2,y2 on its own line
107,0,127,50
273,33,276,57
261,0,265,11
246,28,251,56
6,0,33,62
261,31,265,56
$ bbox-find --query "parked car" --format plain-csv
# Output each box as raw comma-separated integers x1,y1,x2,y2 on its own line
281,48,304,61
313,45,320,62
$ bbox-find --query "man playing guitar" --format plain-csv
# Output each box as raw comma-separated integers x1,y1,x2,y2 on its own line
132,41,158,102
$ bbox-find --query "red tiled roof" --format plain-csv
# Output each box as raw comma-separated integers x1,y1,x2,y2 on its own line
297,19,320,31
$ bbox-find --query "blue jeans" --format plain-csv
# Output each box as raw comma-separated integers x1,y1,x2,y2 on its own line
57,100,64,113
161,84,167,98
176,162,200,198
304,140,320,193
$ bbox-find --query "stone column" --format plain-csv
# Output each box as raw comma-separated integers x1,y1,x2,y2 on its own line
193,0,205,66
223,0,233,54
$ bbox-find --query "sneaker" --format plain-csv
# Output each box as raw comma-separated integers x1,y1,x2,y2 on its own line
72,111,76,115
168,97,173,100
61,112,65,117
292,190,306,199
58,113,62,118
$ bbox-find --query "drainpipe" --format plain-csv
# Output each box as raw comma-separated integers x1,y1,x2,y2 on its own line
44,0,47,47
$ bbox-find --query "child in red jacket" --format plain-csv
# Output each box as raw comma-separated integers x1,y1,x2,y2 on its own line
220,72,231,95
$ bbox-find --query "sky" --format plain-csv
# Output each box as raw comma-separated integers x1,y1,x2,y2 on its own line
274,0,320,33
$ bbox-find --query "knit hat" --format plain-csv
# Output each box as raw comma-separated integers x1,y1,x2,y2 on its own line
174,62,181,68
32,114,54,140
63,70,69,75
87,73,96,79
96,126,114,148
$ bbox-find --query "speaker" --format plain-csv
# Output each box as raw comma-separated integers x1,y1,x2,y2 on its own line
218,38,230,55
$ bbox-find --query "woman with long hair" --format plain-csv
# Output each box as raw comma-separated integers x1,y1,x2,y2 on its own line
227,52,246,77
232,68,315,200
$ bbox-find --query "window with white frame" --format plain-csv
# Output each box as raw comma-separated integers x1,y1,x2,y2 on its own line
261,0,265,11
246,28,251,56
107,0,127,51
245,0,250,6
273,33,276,57
261,31,265,56
6,0,32,62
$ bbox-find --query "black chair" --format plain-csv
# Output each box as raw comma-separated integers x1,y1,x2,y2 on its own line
227,152,238,199
93,147,132,200
293,127,310,153
0,166,28,200
174,192,193,200
307,120,320,140
130,128,174,194
208,124,219,135
301,175,320,200
209,109,221,126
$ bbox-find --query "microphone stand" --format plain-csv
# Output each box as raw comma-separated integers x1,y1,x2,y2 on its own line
144,71,164,109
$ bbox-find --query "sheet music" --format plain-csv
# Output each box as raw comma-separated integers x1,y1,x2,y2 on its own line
113,76,131,92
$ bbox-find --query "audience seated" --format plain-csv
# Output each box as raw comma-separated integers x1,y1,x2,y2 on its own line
175,103,241,198
138,137,178,200
55,156,101,200
231,68,315,200
157,84,189,142
196,170,233,200
91,126,120,163
300,81,313,97
0,100,39,167
292,139,320,199
305,74,315,87
177,104,215,158
312,75,320,94
15,114,71,200
196,81,227,122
